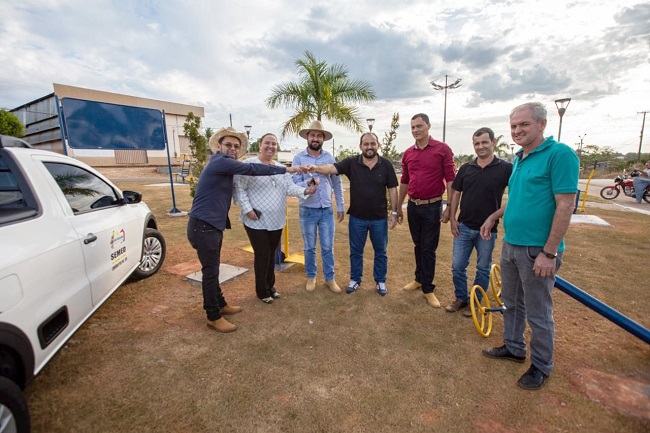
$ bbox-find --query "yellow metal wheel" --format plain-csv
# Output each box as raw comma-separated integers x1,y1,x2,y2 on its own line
490,264,503,306
470,285,492,337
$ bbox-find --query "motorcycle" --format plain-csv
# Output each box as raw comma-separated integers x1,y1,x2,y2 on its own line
599,170,650,203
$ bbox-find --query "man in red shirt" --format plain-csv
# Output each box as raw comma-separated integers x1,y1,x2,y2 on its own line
397,113,456,308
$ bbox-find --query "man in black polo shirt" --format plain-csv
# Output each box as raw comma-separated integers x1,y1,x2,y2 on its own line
445,127,513,315
307,132,399,296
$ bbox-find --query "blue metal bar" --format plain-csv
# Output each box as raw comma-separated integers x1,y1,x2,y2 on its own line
555,276,650,345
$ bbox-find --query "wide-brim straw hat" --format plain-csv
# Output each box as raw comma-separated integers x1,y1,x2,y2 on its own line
298,120,333,141
209,127,249,159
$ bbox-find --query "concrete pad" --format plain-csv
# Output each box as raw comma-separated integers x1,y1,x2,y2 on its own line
570,214,611,226
185,263,249,286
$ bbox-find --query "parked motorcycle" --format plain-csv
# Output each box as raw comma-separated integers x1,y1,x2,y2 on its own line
599,171,650,203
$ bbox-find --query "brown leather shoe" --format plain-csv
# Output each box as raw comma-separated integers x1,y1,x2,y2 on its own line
462,307,473,318
325,280,342,293
206,317,237,333
445,298,468,312
305,278,316,291
403,281,421,291
423,292,441,308
220,305,242,315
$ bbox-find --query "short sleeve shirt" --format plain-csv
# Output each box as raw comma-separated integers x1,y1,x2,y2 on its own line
334,155,398,220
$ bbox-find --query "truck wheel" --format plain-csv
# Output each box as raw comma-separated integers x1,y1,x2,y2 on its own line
0,376,30,433
131,228,166,280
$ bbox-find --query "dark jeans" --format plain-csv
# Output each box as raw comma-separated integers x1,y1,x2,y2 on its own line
244,225,283,299
407,201,442,293
187,217,226,321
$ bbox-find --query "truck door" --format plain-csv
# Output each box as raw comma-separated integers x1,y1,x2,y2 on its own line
41,161,142,306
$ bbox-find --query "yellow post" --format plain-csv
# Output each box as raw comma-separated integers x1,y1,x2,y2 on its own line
578,162,597,213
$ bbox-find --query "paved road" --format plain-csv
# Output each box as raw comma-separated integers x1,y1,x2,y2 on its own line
579,178,650,215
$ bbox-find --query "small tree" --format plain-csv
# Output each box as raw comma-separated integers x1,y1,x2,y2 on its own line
204,127,214,143
248,138,261,153
0,109,24,137
336,147,358,161
381,112,401,163
183,112,207,197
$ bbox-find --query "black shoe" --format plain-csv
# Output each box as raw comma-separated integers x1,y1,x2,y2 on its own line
270,289,281,299
260,297,274,304
517,364,548,390
482,344,526,363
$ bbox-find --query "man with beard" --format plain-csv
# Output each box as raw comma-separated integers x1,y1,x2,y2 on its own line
292,120,345,293
307,132,399,296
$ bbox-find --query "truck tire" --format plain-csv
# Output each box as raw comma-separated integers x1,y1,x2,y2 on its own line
131,228,166,280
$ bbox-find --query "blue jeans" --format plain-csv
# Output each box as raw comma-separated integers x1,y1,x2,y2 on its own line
500,241,562,376
299,207,335,280
632,177,650,203
348,215,388,284
451,223,496,303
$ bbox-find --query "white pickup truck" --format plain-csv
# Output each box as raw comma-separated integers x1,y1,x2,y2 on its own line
0,135,166,432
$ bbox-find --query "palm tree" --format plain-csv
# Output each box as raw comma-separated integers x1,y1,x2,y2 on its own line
266,50,376,139
494,134,510,159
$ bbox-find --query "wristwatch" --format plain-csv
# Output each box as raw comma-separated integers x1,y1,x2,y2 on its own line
541,249,557,259
390,211,398,216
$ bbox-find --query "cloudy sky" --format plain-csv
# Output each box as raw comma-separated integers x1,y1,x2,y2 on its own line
1,0,649,156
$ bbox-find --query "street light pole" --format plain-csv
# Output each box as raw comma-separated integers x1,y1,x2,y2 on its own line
430,75,462,143
554,98,571,142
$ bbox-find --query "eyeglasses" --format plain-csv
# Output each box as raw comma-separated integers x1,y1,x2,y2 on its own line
221,142,241,150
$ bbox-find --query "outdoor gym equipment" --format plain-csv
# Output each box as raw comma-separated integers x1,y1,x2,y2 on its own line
469,265,505,337
468,266,650,344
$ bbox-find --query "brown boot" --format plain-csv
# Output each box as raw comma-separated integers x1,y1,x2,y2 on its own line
220,305,243,315
423,292,441,308
403,281,421,291
325,280,342,293
206,317,237,333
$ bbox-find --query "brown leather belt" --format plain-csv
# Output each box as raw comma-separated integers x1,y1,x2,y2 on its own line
409,197,442,205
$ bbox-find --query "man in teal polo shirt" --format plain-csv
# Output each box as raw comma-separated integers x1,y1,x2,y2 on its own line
480,102,579,390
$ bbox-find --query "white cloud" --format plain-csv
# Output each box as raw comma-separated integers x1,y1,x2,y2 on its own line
0,0,648,156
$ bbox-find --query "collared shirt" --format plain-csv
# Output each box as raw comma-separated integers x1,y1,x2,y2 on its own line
233,157,307,231
452,156,512,232
400,136,455,199
504,136,579,251
292,148,344,211
334,154,399,220
189,152,287,231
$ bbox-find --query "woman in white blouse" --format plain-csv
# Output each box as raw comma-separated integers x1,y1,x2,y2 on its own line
234,133,317,303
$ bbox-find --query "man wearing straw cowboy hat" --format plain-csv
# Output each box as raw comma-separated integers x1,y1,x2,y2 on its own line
188,126,305,333
292,120,345,293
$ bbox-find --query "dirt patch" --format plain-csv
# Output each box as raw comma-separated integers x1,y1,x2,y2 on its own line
570,368,650,420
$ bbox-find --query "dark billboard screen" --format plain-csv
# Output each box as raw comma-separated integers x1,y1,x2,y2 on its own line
60,98,166,150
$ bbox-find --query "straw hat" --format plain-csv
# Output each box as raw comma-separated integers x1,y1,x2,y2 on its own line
209,127,248,159
298,120,333,141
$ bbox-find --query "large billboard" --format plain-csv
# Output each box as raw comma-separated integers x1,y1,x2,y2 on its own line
59,98,166,150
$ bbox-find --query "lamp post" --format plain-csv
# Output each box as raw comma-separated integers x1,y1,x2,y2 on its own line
244,125,252,157
366,118,375,132
430,75,462,143
554,98,571,142
510,144,515,162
